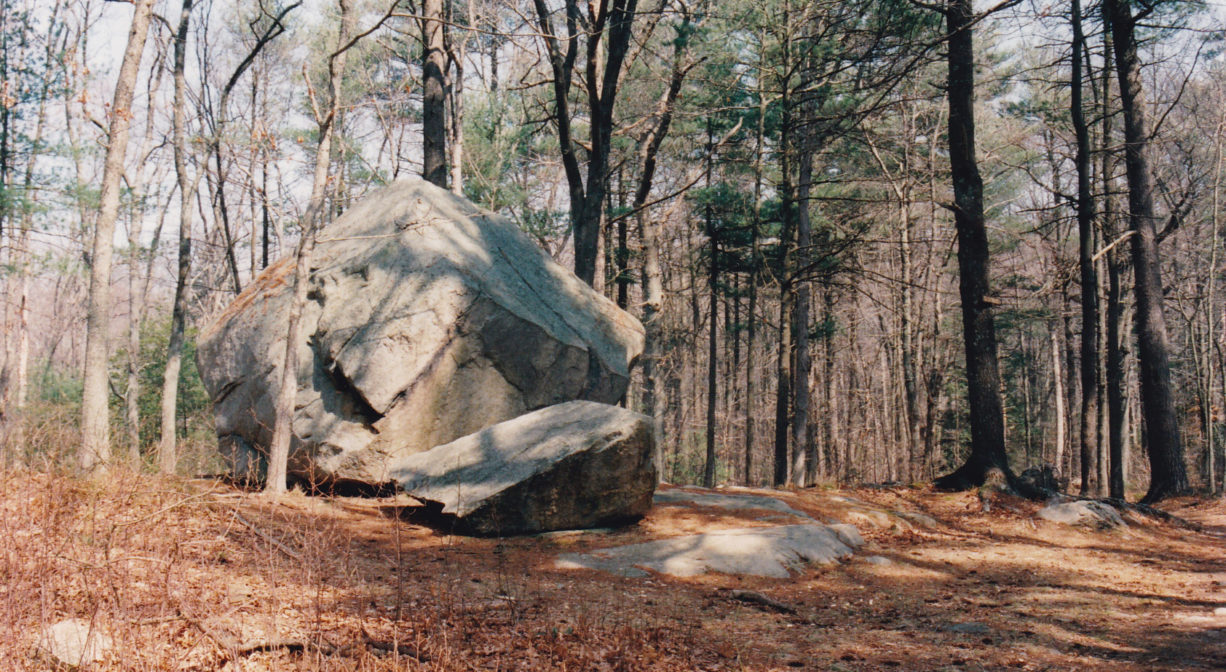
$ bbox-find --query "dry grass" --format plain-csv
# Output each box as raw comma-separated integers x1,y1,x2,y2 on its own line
1,467,1223,671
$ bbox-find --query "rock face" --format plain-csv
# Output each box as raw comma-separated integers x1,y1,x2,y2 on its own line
197,181,645,483
390,401,656,535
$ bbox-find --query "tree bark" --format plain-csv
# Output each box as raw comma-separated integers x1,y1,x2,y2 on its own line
1071,0,1100,496
792,148,813,487
422,0,447,187
1104,0,1188,503
932,0,1013,491
1096,21,1127,499
1052,327,1066,474
635,10,690,479
125,59,162,467
703,206,718,488
745,55,766,485
80,0,156,471
159,0,199,475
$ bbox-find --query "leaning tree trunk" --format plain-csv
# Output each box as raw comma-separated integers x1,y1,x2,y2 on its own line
80,0,157,471
266,0,356,494
1104,0,1188,503
932,0,1014,491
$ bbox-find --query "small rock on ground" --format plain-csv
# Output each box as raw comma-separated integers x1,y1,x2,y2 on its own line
38,619,112,668
1037,500,1126,529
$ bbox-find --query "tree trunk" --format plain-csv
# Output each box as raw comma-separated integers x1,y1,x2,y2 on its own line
160,0,198,476
448,2,466,195
266,0,357,493
744,37,767,485
792,148,813,487
633,11,689,479
422,0,447,187
1104,0,1187,503
1052,327,1066,474
823,290,838,480
703,206,718,487
1210,114,1224,494
932,0,1013,491
80,0,157,471
531,0,639,286
774,131,795,486
774,285,792,486
1071,0,1100,497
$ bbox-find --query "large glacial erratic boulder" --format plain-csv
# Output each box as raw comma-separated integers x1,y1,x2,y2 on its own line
196,181,645,484
390,401,657,535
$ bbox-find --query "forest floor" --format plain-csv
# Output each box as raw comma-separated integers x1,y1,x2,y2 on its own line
3,467,1224,671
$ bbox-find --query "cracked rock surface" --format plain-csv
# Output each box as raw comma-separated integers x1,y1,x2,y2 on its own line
196,181,645,484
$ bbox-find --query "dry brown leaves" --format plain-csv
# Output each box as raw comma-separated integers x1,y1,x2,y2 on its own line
2,468,1223,671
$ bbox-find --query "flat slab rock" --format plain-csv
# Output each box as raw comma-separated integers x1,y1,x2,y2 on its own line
653,488,815,521
1037,499,1126,528
555,523,863,578
390,401,656,535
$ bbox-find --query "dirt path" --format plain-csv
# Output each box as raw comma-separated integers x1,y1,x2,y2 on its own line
3,470,1223,670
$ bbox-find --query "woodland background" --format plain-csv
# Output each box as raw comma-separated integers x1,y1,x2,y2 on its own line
0,0,1223,500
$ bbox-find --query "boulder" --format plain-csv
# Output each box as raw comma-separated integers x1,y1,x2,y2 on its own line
196,181,645,484
1037,499,1126,529
390,401,656,535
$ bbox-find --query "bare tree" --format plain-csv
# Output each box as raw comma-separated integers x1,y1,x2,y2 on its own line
160,0,299,474
267,0,369,493
531,0,640,285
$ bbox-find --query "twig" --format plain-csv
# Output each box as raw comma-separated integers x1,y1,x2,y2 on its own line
231,510,303,561
1092,231,1134,263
